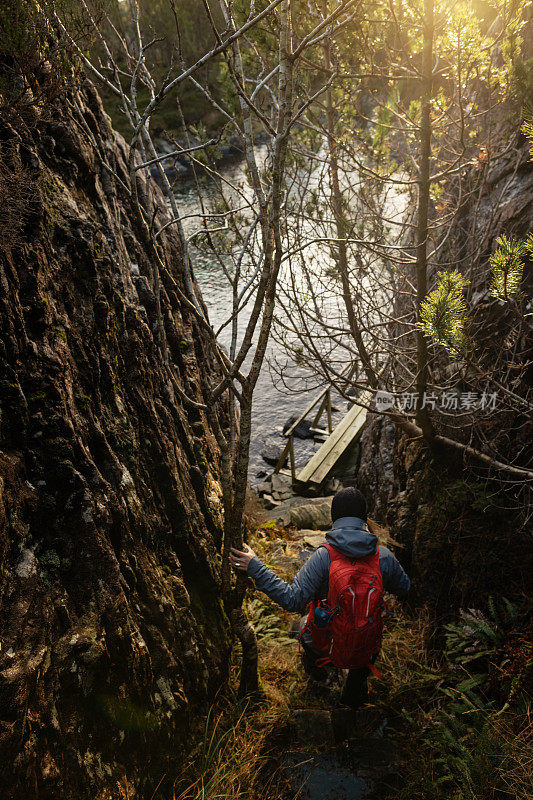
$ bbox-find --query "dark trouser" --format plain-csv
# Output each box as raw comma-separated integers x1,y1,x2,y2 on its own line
340,665,370,708
299,618,373,709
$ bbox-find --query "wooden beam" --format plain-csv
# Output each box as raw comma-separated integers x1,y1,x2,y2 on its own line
272,438,291,475
284,387,329,438
289,437,296,483
296,391,372,486
311,395,327,428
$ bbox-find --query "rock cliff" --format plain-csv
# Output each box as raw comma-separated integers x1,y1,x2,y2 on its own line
358,139,533,617
0,76,231,797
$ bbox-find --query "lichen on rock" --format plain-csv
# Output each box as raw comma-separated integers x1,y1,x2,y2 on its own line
0,73,231,798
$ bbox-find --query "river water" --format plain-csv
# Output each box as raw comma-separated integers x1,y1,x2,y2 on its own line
172,146,408,483
172,152,346,483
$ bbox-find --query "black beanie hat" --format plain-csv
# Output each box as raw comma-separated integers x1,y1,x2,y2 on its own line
331,487,367,522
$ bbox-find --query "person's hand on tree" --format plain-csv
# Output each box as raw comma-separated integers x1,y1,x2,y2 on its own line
229,543,256,573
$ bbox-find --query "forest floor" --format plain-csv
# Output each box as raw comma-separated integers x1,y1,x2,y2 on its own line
165,515,532,800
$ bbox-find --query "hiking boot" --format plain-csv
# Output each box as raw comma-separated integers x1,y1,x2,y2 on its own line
339,687,368,711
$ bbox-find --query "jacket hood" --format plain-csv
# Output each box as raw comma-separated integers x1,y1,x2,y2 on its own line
325,516,377,558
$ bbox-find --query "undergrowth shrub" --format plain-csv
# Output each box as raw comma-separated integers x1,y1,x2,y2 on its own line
0,0,97,127
0,145,37,254
390,597,532,800
246,596,294,645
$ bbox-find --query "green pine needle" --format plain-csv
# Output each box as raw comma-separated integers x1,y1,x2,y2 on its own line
489,234,528,302
521,109,533,160
418,270,469,351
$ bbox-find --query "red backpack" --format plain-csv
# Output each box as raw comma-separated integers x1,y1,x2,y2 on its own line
303,544,384,675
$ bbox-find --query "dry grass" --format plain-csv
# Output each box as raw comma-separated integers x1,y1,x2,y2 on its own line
167,636,298,800
171,705,282,800
494,715,533,800
377,606,443,710
159,523,532,800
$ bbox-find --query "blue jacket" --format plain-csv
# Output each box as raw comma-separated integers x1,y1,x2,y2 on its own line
247,516,410,613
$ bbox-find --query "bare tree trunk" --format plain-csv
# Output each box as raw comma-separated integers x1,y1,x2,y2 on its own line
414,0,435,440
227,0,294,697
322,2,377,389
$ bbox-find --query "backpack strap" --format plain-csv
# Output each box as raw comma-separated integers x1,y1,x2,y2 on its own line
319,542,342,561
367,661,383,679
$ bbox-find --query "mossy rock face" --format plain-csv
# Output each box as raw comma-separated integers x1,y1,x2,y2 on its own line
359,415,530,620
0,35,232,799
422,476,526,609
39,548,61,571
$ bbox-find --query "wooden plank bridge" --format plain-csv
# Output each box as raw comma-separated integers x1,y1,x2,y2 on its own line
273,385,372,489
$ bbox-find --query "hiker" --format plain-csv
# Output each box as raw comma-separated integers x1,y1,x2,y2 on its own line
230,486,410,709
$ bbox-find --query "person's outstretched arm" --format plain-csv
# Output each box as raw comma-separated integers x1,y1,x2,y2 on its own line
379,546,411,597
229,544,330,613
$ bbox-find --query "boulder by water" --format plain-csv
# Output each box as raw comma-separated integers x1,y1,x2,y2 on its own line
261,495,334,528
261,441,287,467
290,497,334,530
283,416,315,439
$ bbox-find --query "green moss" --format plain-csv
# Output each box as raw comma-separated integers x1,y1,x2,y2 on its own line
93,239,103,259
97,694,161,733
43,436,71,459
258,520,278,532
407,469,525,612
198,459,208,475
75,392,91,414
414,478,492,542
39,548,61,571
28,390,46,404
39,170,66,236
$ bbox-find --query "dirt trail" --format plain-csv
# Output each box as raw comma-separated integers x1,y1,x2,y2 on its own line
250,511,398,799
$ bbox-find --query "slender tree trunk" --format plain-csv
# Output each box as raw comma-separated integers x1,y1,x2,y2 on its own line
414,0,435,440
219,0,294,699
322,3,376,389
231,606,260,695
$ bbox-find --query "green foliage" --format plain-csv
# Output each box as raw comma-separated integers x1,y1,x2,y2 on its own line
510,57,533,106
245,597,293,644
443,597,531,713
373,86,400,153
418,270,469,351
75,391,91,413
489,233,531,302
393,598,532,800
404,710,521,800
522,109,533,158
